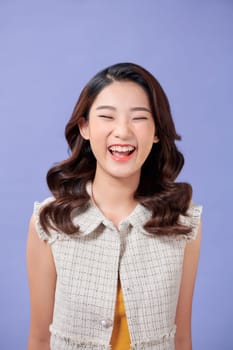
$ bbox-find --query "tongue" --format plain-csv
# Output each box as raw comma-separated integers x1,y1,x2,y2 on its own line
112,151,131,157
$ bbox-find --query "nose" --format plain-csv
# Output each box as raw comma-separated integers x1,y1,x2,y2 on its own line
113,118,133,139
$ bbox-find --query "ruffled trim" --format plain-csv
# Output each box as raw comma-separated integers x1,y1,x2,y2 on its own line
50,325,111,349
130,325,176,349
179,202,203,241
33,198,58,244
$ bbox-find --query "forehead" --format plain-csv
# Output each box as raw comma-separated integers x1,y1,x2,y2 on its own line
90,81,150,109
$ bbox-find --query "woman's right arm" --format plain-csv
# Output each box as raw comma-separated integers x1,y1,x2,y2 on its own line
26,214,56,350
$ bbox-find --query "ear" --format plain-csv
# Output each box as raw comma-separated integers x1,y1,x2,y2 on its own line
78,117,90,140
153,135,160,143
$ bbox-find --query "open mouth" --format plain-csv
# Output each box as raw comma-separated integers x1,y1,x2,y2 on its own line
108,145,136,157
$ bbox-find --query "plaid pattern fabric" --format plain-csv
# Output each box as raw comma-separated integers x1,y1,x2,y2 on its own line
33,183,202,350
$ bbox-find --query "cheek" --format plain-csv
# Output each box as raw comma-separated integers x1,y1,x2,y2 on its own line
137,125,155,143
88,128,108,155
89,125,107,141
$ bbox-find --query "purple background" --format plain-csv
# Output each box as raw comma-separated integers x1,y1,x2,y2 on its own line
1,1,232,349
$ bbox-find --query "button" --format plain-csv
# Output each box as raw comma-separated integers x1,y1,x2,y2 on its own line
101,318,113,328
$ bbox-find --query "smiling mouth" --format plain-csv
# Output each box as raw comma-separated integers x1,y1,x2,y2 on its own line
108,145,136,157
107,145,136,161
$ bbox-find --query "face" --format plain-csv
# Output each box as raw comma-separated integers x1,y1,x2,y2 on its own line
79,81,159,183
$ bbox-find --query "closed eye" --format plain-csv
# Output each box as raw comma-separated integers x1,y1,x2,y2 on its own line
133,117,148,120
98,115,114,119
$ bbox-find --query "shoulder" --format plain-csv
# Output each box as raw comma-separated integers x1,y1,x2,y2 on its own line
33,197,57,244
27,204,56,279
179,201,203,241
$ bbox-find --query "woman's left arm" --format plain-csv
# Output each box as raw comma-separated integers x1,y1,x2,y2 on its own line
175,221,202,350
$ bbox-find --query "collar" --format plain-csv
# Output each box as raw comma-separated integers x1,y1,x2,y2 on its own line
71,181,152,237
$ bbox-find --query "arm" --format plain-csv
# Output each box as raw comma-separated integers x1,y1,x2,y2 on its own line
26,214,56,350
175,222,202,350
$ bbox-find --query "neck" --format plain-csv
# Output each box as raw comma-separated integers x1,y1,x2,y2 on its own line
91,173,140,211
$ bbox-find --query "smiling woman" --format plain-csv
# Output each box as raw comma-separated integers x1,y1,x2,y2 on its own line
26,62,202,350
78,81,157,180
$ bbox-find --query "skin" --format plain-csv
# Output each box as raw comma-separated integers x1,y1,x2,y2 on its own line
27,81,201,349
78,81,159,224
175,223,202,350
27,215,56,350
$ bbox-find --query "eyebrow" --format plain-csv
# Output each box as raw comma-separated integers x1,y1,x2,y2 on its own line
96,105,152,113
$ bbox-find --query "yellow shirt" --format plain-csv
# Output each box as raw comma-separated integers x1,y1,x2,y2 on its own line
110,279,131,349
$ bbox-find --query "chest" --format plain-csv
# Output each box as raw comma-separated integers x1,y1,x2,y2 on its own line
50,227,186,346
51,227,185,310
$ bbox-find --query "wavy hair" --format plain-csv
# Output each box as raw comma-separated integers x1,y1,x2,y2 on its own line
40,62,192,236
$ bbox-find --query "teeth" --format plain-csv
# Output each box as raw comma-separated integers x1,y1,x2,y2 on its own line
108,145,135,152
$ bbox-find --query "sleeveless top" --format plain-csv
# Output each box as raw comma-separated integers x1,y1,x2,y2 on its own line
33,182,202,350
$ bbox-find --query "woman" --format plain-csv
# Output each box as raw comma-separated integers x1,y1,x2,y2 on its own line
27,62,202,350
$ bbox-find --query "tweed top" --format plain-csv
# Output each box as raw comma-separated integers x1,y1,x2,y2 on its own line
33,182,202,350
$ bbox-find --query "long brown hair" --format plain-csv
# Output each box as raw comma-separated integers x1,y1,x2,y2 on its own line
40,62,192,236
